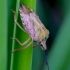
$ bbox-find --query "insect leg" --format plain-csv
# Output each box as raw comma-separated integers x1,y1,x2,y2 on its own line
33,42,39,48
33,43,38,48
33,46,37,48
11,41,33,53
11,9,26,32
10,37,30,46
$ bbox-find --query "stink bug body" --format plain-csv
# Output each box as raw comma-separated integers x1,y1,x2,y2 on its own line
20,3,49,50
11,3,49,70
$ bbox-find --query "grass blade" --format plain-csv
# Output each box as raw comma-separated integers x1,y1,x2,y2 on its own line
43,10,70,70
0,0,7,70
10,0,37,70
10,0,20,70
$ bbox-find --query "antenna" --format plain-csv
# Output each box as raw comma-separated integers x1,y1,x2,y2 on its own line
44,50,49,70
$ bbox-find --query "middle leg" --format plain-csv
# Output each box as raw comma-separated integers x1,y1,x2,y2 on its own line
11,37,31,46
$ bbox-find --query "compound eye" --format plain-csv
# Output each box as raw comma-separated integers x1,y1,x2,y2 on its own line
39,42,43,46
45,36,49,40
40,44,42,46
45,36,47,40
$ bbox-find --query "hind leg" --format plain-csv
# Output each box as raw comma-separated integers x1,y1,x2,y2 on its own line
11,41,33,53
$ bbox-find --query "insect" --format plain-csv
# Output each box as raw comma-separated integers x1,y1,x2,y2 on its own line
11,3,49,70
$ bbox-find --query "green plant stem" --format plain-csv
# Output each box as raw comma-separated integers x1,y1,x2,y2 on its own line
10,0,20,70
10,0,36,70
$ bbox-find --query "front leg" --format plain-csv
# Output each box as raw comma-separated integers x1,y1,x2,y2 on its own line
33,42,38,48
11,9,26,32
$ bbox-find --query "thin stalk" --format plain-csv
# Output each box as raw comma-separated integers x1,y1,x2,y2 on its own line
7,0,16,70
10,0,20,70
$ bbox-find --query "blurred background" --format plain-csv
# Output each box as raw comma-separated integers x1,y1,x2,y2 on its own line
0,0,70,70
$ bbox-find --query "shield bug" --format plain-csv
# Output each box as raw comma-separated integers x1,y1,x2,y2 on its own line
11,3,49,70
